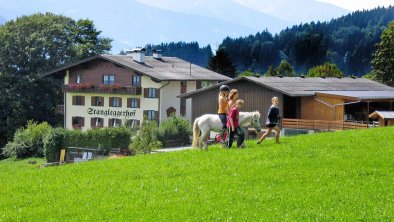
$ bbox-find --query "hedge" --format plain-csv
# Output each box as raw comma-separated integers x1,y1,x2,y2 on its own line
43,127,133,162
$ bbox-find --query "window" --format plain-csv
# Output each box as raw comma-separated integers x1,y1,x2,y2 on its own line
76,74,81,84
180,81,187,94
127,98,140,108
144,88,158,98
180,98,186,116
91,117,103,128
91,96,104,106
72,117,84,129
147,110,155,120
125,119,140,128
148,88,156,98
109,118,122,128
103,75,115,85
72,96,85,106
110,97,122,107
132,75,141,86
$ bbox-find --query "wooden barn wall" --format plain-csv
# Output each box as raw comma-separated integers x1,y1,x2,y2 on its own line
190,80,283,124
301,96,344,121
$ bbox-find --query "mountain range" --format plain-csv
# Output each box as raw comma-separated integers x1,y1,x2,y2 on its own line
0,0,350,52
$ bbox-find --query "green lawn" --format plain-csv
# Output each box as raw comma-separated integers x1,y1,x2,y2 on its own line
1,127,393,221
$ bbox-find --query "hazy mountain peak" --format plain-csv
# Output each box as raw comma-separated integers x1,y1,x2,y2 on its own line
135,0,290,33
233,0,349,24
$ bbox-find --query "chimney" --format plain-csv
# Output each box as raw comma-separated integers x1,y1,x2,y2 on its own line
126,47,146,63
152,49,162,59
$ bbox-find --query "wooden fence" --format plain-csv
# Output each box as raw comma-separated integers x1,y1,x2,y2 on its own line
282,118,368,131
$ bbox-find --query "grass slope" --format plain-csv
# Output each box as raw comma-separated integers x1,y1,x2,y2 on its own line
1,127,393,221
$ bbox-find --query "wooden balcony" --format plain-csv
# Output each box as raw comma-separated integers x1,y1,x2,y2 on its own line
282,118,368,131
63,84,142,95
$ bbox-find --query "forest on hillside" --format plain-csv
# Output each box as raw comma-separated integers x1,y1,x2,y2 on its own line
147,6,394,76
143,42,213,67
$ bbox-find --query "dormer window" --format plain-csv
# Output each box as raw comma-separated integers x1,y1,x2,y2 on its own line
132,75,141,86
103,75,115,85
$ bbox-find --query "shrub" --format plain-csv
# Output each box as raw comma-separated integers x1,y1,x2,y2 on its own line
157,114,192,146
43,127,134,162
67,127,133,154
43,128,69,162
2,121,52,158
130,119,161,154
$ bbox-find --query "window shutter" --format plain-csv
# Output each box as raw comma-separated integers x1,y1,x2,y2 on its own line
119,98,122,107
72,96,76,105
82,96,85,106
91,118,95,128
108,119,112,128
100,97,104,106
109,97,113,107
137,99,140,108
81,117,85,127
91,97,95,106
143,110,148,119
127,98,131,108
155,111,159,122
144,88,148,98
156,89,160,98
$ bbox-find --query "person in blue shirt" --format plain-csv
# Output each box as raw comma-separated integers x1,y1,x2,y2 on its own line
257,97,281,144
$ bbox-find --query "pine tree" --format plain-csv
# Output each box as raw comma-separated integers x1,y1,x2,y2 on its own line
208,46,236,78
371,20,394,86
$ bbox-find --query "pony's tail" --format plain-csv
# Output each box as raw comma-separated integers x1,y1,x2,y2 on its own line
192,118,200,148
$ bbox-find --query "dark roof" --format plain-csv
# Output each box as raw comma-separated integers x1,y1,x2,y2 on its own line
315,91,394,101
41,54,231,81
179,76,394,98
369,111,394,119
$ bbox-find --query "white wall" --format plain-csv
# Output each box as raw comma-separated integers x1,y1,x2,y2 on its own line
185,81,196,122
160,81,180,121
65,75,161,130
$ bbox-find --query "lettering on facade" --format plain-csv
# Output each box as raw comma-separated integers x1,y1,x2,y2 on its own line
87,108,136,118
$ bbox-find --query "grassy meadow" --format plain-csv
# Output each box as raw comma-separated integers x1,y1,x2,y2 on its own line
0,127,393,221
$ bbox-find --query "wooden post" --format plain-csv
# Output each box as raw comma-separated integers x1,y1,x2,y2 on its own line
60,149,65,162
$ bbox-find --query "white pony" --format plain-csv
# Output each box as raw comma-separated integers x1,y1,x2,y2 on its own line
192,111,262,149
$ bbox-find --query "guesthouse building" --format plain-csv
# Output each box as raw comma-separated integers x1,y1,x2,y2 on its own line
42,48,231,130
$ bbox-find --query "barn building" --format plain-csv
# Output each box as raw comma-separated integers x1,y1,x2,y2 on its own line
179,76,394,130
42,48,230,130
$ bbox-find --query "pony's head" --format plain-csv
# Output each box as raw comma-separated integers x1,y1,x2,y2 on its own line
251,111,262,132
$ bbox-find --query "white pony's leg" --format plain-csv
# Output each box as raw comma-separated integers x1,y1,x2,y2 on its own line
200,127,210,150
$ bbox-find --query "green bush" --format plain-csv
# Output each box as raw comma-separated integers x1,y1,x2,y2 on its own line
2,121,52,158
67,127,133,154
43,127,134,162
43,128,69,162
130,119,161,154
157,114,192,146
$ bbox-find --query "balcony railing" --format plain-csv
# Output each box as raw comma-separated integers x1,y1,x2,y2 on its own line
63,84,142,95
